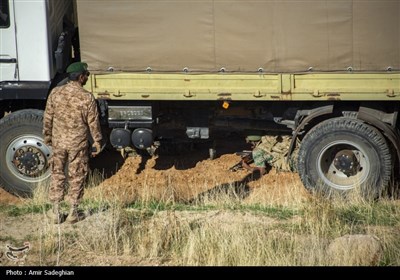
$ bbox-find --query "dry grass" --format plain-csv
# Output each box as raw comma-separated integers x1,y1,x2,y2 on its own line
2,171,400,266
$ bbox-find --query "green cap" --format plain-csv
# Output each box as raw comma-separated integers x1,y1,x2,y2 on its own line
66,62,88,73
246,135,262,141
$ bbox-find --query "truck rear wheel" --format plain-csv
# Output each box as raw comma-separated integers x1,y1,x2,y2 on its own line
297,117,391,199
0,109,51,196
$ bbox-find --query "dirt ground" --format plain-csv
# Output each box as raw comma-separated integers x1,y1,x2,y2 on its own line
0,134,308,206
0,135,310,265
0,188,21,205
86,134,309,205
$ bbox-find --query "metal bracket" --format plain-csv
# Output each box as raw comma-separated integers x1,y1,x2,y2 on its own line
253,90,265,98
184,90,195,97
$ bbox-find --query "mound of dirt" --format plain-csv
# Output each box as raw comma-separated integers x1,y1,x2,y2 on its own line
0,137,309,206
87,137,309,205
0,188,23,205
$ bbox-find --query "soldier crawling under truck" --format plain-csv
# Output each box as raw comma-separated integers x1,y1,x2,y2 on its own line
241,135,294,176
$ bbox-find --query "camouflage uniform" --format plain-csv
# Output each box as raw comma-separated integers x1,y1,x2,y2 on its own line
43,81,102,206
252,135,292,171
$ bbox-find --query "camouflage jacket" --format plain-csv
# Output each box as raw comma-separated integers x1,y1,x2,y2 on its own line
256,136,290,154
256,135,291,171
43,81,102,151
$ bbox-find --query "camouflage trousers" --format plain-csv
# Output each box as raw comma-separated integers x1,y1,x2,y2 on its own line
252,148,295,171
48,147,89,206
252,148,273,168
252,148,291,171
252,135,295,172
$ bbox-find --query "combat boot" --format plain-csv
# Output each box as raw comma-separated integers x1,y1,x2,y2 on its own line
66,205,84,224
47,203,63,224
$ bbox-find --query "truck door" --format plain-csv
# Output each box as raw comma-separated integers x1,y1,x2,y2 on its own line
0,0,17,82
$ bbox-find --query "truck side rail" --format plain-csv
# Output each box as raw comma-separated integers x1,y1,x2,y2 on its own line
86,72,400,102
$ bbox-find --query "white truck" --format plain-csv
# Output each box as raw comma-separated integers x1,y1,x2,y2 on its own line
0,0,75,195
1,0,399,199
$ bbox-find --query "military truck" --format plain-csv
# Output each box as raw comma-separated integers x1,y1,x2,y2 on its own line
1,0,399,198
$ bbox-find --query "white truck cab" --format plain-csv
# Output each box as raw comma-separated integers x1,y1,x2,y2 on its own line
0,0,17,81
0,0,74,93
0,0,75,195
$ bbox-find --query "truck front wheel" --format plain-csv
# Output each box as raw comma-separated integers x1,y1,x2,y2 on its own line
0,109,51,196
297,117,391,199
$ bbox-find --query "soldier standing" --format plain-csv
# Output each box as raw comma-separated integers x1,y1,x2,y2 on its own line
43,62,103,224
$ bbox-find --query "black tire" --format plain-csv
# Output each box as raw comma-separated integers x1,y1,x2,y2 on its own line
297,117,391,199
0,109,52,196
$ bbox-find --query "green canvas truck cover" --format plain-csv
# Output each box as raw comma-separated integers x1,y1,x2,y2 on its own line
76,0,400,73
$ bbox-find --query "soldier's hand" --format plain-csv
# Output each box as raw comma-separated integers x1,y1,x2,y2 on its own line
242,155,251,164
91,142,102,157
241,159,251,170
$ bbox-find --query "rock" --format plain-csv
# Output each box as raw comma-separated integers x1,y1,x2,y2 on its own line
327,234,382,266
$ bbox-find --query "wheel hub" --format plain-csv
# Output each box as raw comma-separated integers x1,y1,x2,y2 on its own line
6,135,51,182
333,150,359,176
317,140,370,190
13,146,45,176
